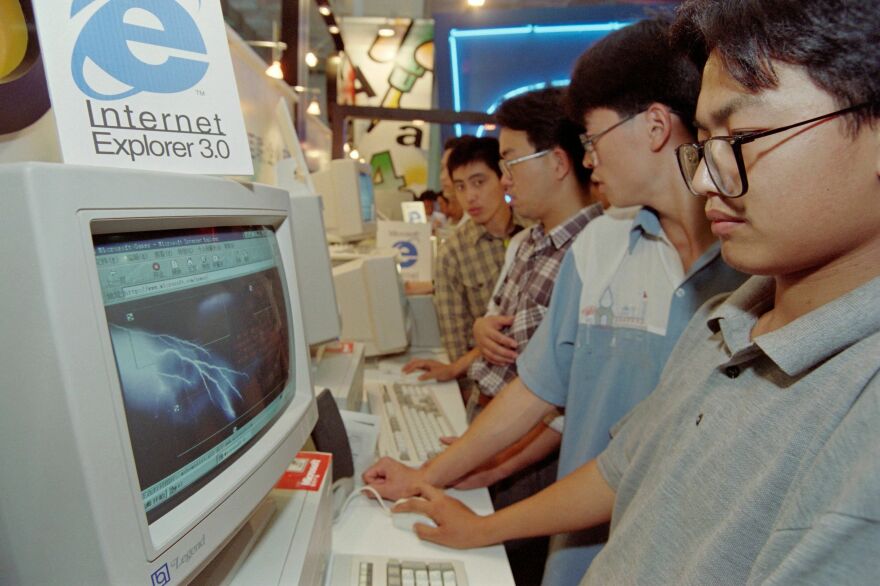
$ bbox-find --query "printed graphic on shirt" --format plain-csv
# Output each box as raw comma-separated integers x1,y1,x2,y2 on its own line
575,216,683,337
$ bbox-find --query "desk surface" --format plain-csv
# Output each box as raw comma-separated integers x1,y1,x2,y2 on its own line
329,349,515,586
331,488,514,585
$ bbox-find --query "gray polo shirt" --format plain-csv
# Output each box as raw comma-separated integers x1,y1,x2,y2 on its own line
590,275,880,585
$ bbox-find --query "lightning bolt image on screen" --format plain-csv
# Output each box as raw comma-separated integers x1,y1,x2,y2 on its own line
94,225,293,524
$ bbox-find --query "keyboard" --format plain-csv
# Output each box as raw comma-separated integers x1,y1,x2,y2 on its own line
330,554,468,586
328,243,379,262
367,382,456,465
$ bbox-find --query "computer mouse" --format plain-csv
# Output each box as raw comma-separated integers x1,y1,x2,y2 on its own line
391,497,437,532
391,510,437,532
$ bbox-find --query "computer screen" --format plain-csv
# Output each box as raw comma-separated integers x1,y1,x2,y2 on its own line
312,158,377,242
0,163,317,586
357,167,376,223
332,252,409,357
277,164,342,347
95,225,292,525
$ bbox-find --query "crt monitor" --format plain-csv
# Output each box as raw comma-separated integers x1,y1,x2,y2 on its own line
312,158,376,243
276,159,341,347
332,252,409,357
0,163,317,585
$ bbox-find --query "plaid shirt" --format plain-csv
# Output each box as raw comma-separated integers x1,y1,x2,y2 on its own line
434,215,524,362
468,203,604,396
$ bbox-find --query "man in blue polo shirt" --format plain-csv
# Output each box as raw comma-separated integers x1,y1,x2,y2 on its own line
364,18,745,585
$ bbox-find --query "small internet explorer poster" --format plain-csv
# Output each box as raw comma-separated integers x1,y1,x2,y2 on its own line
32,0,253,175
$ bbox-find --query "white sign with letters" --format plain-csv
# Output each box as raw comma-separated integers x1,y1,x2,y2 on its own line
401,201,428,224
32,0,253,175
377,220,432,282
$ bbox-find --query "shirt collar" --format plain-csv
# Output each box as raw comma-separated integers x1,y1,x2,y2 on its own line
628,206,663,253
626,205,722,277
708,274,880,377
537,203,604,250
469,211,524,245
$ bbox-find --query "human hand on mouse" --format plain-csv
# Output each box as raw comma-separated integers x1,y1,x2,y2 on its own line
390,484,492,549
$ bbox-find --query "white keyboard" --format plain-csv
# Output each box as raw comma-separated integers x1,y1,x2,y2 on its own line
328,243,379,262
330,554,468,586
367,382,455,465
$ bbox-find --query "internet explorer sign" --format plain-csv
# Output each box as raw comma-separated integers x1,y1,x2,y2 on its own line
393,241,419,269
71,0,209,100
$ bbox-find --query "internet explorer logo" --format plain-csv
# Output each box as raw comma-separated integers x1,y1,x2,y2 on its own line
393,241,419,269
71,0,209,100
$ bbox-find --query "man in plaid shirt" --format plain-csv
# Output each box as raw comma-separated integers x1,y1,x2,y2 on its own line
410,136,524,395
403,87,602,586
406,89,600,406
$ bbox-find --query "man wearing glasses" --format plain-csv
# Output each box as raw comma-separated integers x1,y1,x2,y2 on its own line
365,19,745,586
379,1,880,583
396,87,602,585
421,136,525,399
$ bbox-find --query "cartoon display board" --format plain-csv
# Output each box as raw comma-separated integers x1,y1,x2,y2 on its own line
31,0,252,174
338,18,434,200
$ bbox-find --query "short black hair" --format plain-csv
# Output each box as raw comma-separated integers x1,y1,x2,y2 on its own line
567,18,701,133
443,136,465,153
418,189,439,202
671,0,880,130
495,87,592,187
447,136,502,178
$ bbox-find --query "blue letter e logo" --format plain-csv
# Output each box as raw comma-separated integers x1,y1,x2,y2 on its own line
71,0,209,100
393,241,419,269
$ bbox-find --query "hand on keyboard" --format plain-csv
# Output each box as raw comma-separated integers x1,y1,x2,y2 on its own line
362,456,425,501
401,358,459,382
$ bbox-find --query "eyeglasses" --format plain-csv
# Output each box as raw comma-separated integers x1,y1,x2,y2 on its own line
579,111,641,166
676,102,874,198
499,149,551,177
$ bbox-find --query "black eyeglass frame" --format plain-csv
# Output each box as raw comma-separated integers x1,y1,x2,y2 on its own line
676,102,874,198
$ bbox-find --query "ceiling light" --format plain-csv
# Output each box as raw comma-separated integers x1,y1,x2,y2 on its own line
378,25,395,38
265,60,284,79
307,98,321,116
349,148,360,160
318,5,331,16
293,85,306,93
468,0,486,6
305,51,318,67
328,25,340,35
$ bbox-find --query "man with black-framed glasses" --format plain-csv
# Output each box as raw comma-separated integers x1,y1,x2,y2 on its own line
676,102,874,198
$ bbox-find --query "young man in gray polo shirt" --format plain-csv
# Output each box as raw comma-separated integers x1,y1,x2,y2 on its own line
388,1,880,583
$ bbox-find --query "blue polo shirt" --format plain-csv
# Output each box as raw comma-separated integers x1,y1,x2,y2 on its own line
517,207,746,586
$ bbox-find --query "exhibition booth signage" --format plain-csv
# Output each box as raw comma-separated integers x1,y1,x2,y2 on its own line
32,0,252,175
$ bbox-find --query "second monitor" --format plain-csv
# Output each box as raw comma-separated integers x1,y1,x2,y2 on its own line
332,253,409,357
312,159,376,243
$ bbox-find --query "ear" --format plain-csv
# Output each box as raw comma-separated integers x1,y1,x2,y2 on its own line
875,122,880,179
551,146,573,181
643,103,675,153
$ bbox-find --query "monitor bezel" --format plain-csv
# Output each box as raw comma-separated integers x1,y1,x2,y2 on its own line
82,209,310,561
